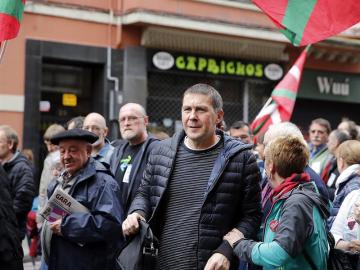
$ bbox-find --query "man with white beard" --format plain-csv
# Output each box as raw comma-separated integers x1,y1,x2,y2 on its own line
83,112,114,167
110,103,158,212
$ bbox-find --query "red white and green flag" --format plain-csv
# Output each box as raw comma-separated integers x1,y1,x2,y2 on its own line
250,46,309,136
0,0,26,42
252,0,360,46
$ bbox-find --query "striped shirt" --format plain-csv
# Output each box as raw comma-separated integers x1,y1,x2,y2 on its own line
157,139,222,270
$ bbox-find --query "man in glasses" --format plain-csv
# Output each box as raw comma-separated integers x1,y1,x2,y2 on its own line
110,103,158,213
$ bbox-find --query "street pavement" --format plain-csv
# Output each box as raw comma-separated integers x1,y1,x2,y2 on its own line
22,239,40,270
24,259,40,270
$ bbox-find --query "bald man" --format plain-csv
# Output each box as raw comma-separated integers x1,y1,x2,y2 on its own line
83,112,114,167
110,103,158,212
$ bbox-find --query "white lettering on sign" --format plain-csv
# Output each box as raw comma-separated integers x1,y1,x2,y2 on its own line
317,77,349,96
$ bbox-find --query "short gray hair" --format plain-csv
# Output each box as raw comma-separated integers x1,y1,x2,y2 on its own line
331,129,350,145
0,125,19,153
264,122,306,146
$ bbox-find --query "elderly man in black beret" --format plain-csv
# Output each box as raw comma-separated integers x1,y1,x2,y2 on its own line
41,128,124,270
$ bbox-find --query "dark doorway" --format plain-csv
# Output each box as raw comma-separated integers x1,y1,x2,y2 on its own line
24,40,122,186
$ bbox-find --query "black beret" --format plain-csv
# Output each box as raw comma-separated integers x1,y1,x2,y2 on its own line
50,128,98,145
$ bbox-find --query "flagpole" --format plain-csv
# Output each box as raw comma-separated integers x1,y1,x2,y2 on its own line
261,96,273,111
0,40,8,64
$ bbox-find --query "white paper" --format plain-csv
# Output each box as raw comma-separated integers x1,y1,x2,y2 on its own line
123,164,132,183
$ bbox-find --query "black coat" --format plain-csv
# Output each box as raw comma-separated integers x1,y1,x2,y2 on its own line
110,136,158,212
3,152,35,240
128,131,262,269
0,165,23,268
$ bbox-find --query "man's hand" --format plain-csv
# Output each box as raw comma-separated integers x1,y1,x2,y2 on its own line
50,219,62,236
224,228,244,247
204,253,230,270
336,240,360,253
122,212,145,236
348,240,360,253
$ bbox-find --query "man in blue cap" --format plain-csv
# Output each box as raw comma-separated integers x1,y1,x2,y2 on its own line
41,128,124,270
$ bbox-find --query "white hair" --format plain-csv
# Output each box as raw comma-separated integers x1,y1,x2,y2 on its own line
264,122,306,146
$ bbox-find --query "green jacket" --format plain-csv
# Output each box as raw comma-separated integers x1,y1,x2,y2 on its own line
309,145,330,175
234,182,329,270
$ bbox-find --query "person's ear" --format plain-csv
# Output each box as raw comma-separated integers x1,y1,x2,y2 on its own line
338,157,345,171
103,127,108,137
143,116,149,126
269,162,276,175
7,140,14,152
216,110,224,125
86,144,92,156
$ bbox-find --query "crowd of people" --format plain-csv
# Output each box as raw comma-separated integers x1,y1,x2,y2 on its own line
1,83,360,269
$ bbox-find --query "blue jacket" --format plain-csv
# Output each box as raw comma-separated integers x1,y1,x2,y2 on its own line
47,158,124,270
329,173,360,227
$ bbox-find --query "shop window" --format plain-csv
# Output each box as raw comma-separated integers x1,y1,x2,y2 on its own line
147,72,245,134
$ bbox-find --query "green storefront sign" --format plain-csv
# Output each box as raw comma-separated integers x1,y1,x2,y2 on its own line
149,50,284,81
298,70,360,103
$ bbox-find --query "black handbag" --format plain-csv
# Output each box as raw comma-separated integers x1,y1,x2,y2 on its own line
304,231,359,270
116,220,158,270
326,231,359,270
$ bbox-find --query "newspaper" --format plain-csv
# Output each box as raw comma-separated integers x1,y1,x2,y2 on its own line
40,187,89,222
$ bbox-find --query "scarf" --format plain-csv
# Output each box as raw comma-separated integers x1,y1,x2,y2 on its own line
335,164,360,190
271,173,310,202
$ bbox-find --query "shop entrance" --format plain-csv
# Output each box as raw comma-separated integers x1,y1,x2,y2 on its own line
38,60,104,173
23,40,122,185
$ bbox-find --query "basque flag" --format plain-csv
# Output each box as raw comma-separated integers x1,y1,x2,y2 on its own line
253,0,360,46
0,0,26,42
250,46,309,136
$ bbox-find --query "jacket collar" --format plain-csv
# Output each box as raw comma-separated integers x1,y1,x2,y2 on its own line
171,130,253,196
72,158,98,186
171,129,252,157
336,164,360,189
52,158,108,194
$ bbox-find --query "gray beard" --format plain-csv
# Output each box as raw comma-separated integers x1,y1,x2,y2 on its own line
122,132,138,141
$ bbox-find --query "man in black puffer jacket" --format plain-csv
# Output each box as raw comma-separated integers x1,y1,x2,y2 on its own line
122,84,262,270
0,164,23,270
0,125,35,240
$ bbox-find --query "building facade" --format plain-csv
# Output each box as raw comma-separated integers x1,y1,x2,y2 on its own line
0,0,359,171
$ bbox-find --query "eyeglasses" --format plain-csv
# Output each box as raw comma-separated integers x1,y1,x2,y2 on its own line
119,116,144,124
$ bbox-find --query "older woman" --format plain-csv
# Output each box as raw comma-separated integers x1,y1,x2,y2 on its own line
225,136,329,269
330,189,360,269
328,140,360,227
